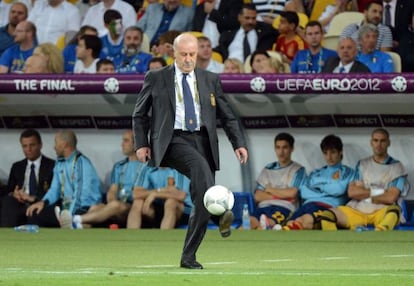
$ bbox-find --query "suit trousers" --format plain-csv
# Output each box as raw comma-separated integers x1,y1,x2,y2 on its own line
0,195,29,227
161,128,215,262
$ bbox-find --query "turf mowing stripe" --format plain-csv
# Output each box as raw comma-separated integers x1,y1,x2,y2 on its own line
383,254,414,258
319,256,350,260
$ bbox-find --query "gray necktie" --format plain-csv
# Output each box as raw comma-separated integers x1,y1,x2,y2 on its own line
384,4,391,26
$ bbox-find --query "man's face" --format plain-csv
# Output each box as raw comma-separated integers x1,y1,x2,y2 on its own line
76,39,89,60
197,39,212,60
21,136,42,161
54,135,65,157
338,38,357,64
370,131,390,158
158,41,174,57
174,36,198,73
305,25,323,48
97,63,115,73
164,0,180,11
14,22,28,43
275,140,293,165
9,4,27,27
124,30,142,53
365,3,383,25
107,18,123,37
323,149,342,166
359,31,378,53
238,8,257,32
121,131,134,156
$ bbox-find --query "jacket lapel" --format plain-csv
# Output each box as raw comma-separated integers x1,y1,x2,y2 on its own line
163,65,176,109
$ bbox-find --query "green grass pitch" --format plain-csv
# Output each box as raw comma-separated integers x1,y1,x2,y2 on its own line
0,229,413,285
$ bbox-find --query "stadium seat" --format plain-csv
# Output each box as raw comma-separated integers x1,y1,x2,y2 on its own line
326,11,364,36
232,192,255,228
323,34,340,50
141,33,150,53
272,12,309,30
385,51,402,73
212,51,223,63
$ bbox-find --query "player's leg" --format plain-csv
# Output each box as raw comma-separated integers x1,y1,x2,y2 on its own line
161,199,184,229
374,205,400,231
127,199,145,229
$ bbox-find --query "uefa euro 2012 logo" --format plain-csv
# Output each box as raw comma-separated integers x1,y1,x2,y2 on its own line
250,76,266,93
391,76,407,92
104,77,120,93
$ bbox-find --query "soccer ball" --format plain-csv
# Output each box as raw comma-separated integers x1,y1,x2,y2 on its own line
250,76,266,93
391,76,407,92
104,77,119,93
203,185,235,216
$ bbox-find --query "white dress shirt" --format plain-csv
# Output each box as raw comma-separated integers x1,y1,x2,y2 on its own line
228,28,258,63
201,0,221,48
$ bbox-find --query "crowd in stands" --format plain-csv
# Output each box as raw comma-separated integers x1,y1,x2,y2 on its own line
0,0,413,74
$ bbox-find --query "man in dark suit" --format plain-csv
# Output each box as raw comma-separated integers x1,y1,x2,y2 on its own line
214,3,279,62
0,129,54,227
133,33,248,269
322,37,370,73
192,0,243,48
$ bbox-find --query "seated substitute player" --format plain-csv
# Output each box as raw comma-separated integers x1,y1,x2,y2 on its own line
283,134,355,230
320,128,409,231
127,167,192,229
65,130,148,228
250,132,306,230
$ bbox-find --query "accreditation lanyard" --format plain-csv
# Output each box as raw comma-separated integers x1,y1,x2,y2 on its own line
307,49,324,73
60,153,80,198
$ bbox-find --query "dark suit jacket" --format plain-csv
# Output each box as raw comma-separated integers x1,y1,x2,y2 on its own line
192,0,243,34
393,0,414,42
321,57,371,73
5,155,55,200
132,65,246,170
214,22,279,60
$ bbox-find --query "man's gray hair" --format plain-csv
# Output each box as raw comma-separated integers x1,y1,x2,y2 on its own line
358,23,379,39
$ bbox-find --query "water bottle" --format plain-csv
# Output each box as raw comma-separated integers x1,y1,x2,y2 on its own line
14,224,39,233
355,225,368,232
119,188,128,203
242,204,251,230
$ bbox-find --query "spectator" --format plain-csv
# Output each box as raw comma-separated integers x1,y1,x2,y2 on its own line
250,50,285,73
26,130,103,228
273,11,307,64
64,130,148,229
148,56,167,70
283,134,355,230
28,0,81,44
33,43,64,73
74,35,102,73
291,21,337,73
0,2,28,57
192,0,243,48
383,0,414,46
96,58,116,73
196,36,224,73
99,9,124,65
152,30,181,66
252,0,289,25
223,58,244,73
322,37,370,73
23,54,49,73
214,4,278,62
0,20,36,73
128,167,192,229
396,10,414,72
285,0,315,17
250,133,306,230
321,128,409,231
115,26,152,74
319,0,349,33
137,0,194,47
82,0,137,37
63,25,98,73
0,129,54,227
341,1,393,51
356,23,394,72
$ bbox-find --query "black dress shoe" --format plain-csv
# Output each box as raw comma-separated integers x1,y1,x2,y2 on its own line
180,260,203,269
219,210,234,238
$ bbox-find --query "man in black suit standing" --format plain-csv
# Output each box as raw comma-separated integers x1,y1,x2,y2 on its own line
0,129,54,227
322,37,370,73
214,3,279,63
133,33,248,269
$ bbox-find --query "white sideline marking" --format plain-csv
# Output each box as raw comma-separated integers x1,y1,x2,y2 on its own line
205,262,236,265
2,268,414,278
383,254,414,258
263,259,294,262
319,257,350,260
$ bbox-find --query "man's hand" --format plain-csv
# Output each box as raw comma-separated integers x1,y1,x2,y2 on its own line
26,201,45,217
235,147,248,164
